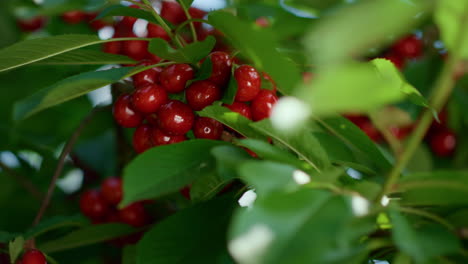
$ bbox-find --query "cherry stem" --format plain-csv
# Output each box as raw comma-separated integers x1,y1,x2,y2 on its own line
0,160,43,200
32,106,106,227
174,18,209,38
377,8,468,202
178,1,198,42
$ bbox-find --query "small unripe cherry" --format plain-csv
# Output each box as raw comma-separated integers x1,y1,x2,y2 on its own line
186,80,222,111
113,94,143,128
234,65,261,102
101,177,123,205
193,117,224,140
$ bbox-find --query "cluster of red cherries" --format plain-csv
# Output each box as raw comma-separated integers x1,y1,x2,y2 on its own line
11,249,47,264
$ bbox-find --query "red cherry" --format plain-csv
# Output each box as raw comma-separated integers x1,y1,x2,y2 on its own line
152,128,187,146
103,41,122,55
113,94,143,128
132,84,168,114
101,177,123,205
180,185,191,200
357,121,382,142
251,89,278,121
79,190,110,220
186,80,221,111
119,202,149,227
188,7,206,29
302,72,313,84
157,100,195,135
160,64,194,93
17,16,46,32
122,37,149,61
133,124,154,153
429,129,457,157
193,117,223,140
133,67,162,88
224,102,252,119
382,52,406,69
161,1,186,25
22,250,47,264
255,17,270,27
344,114,368,125
392,35,423,59
147,23,170,41
61,10,86,24
389,125,413,140
86,12,108,31
234,65,261,102
207,51,232,86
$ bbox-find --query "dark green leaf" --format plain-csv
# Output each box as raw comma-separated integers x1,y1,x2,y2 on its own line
198,105,266,140
0,231,18,243
209,11,301,95
190,58,212,83
137,196,235,264
38,223,137,253
148,36,216,64
123,245,137,264
189,168,226,202
24,215,88,239
221,69,238,104
250,119,330,172
9,236,24,264
211,145,253,181
34,49,136,65
13,67,135,120
97,5,160,25
121,140,227,206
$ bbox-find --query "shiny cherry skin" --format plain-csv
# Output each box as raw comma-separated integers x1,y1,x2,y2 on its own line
133,124,154,153
119,202,149,227
157,100,195,135
79,190,110,220
429,129,457,157
61,10,86,24
122,37,149,61
101,177,123,205
22,249,47,264
160,64,194,93
186,80,221,111
147,23,170,41
17,16,46,32
152,128,187,146
193,117,224,140
224,102,252,120
113,94,143,128
251,89,278,121
133,67,162,88
392,35,423,59
160,1,186,25
132,84,168,114
382,52,405,69
234,65,261,102
208,51,232,86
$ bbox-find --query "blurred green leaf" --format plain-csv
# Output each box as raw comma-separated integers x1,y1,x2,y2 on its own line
435,1,468,59
9,236,24,264
123,245,137,264
176,0,194,7
13,67,135,121
189,170,227,203
34,49,136,65
121,140,227,206
209,11,302,95
250,119,330,172
148,36,216,64
238,161,298,194
211,145,253,181
97,5,160,25
137,196,235,264
24,215,88,239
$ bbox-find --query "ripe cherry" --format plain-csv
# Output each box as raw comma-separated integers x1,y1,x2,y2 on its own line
61,10,86,24
180,186,191,200
234,65,261,102
147,23,170,41
207,51,232,86
157,100,195,135
133,66,162,88
133,124,154,154
17,16,46,32
193,117,224,140
79,190,110,220
251,89,278,121
101,177,123,205
86,12,108,31
382,52,405,69
160,64,194,93
113,94,143,128
392,35,423,59
22,249,47,264
224,102,252,120
186,80,221,111
122,37,149,61
152,128,187,146
161,1,186,25
119,202,149,227
429,129,457,157
255,17,270,28
132,84,168,114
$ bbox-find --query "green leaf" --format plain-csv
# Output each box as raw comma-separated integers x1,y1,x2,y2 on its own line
24,215,88,239
305,0,431,64
221,69,238,104
190,58,212,83
176,0,194,7
121,140,228,206
137,196,235,264
390,209,461,262
9,236,24,264
398,170,468,206
250,119,330,172
13,67,135,120
208,11,301,95
435,0,468,59
123,245,137,264
317,116,392,173
211,145,253,181
0,231,18,243
38,223,137,253
198,105,266,140
189,171,228,203
148,36,216,64
34,49,136,65
97,5,160,25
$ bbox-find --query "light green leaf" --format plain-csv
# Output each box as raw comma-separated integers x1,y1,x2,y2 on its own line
148,36,216,64
435,1,468,58
34,49,136,65
9,236,24,264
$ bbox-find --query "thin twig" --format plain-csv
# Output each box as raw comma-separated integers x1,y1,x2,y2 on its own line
32,107,105,226
178,1,198,42
0,161,43,200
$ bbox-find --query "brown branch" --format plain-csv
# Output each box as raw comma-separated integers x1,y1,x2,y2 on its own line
0,161,43,200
